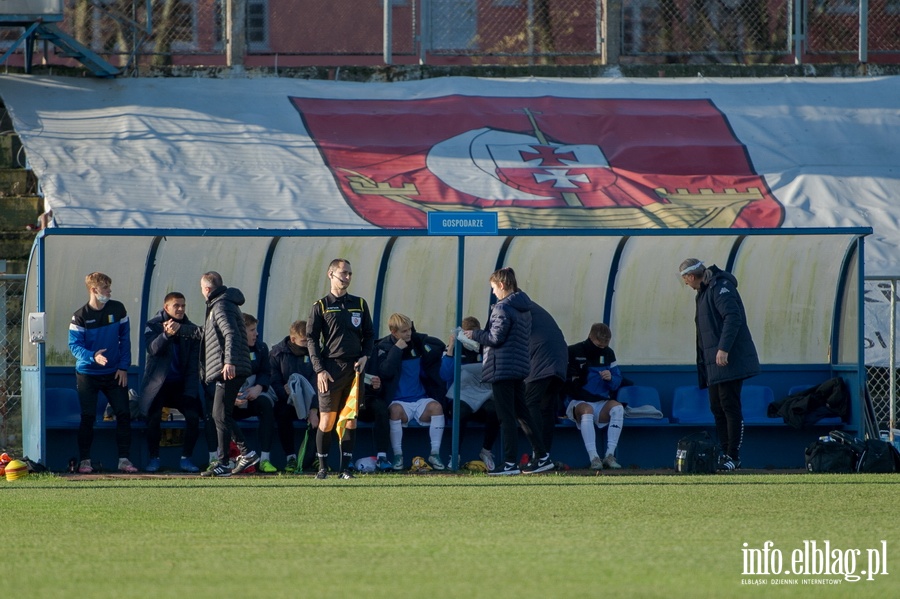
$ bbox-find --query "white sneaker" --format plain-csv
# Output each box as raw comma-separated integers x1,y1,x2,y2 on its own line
590,456,604,470
603,454,622,469
479,449,495,472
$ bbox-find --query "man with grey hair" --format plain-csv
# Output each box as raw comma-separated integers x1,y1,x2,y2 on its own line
679,258,760,471
199,271,257,477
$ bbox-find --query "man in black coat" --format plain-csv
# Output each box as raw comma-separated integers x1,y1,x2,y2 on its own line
680,258,760,471
199,271,256,477
524,300,568,453
140,292,202,473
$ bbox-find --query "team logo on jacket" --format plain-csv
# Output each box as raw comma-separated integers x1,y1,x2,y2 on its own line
351,313,362,327
290,95,783,230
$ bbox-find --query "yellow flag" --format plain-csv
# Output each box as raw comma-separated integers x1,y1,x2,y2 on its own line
336,373,360,442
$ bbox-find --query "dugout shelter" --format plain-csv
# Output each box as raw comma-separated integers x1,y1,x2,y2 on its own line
21,226,871,470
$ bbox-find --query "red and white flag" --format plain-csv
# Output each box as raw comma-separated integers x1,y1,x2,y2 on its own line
290,95,782,229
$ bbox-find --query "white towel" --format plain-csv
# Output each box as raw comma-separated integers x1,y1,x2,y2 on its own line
624,404,665,419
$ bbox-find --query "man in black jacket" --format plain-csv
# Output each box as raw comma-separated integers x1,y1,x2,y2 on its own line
680,258,760,471
269,319,319,472
566,323,625,470
140,292,202,473
232,313,278,473
370,314,446,471
199,271,257,477
524,300,568,453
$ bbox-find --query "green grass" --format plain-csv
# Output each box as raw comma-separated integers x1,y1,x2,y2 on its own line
2,472,898,598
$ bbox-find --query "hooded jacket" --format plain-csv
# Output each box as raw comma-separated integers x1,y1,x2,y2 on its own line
201,285,251,384
139,308,201,416
694,265,760,388
472,290,532,383
526,300,568,384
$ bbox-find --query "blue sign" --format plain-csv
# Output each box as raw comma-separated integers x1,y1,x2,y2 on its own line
427,212,499,236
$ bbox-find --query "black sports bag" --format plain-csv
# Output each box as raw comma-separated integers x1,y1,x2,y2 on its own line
675,431,717,473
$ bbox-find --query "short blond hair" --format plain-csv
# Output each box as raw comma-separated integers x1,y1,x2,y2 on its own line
290,320,306,336
85,272,111,291
388,313,412,332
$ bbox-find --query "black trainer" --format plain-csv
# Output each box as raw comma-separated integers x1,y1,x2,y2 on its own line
339,469,355,480
489,462,521,476
231,451,260,474
314,469,328,480
717,455,741,471
201,461,233,477
522,454,555,474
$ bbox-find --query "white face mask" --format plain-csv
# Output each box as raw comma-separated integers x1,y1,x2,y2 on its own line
95,293,111,304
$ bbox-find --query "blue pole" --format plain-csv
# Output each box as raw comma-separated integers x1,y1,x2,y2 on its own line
451,235,465,470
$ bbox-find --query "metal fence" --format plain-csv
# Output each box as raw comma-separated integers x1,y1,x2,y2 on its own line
621,0,792,60
2,0,899,71
622,0,900,60
0,274,24,458
865,278,898,440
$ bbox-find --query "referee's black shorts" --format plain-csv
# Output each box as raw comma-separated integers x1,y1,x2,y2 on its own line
317,359,357,414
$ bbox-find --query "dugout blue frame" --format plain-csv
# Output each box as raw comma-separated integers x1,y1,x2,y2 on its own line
20,226,872,470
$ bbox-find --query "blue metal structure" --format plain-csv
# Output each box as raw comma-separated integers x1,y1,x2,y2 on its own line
21,226,872,470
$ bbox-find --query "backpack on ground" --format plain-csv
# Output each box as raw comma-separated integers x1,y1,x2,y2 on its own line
675,431,717,473
856,439,897,473
804,437,856,473
814,430,898,473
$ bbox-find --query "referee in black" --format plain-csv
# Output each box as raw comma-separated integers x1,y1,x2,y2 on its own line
307,258,375,479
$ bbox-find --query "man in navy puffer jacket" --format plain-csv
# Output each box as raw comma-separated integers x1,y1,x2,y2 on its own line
466,267,554,476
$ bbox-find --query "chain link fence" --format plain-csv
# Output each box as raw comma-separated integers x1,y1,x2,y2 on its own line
621,0,792,61
3,0,900,68
0,275,25,458
56,0,224,68
865,278,898,439
622,0,900,60
807,0,900,56
425,0,602,63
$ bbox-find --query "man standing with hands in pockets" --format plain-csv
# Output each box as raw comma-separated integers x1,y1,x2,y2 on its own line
307,259,375,480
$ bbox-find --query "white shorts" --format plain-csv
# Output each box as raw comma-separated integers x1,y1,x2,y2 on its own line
390,397,440,425
566,400,610,429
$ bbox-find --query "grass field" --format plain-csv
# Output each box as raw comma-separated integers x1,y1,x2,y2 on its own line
2,471,898,598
